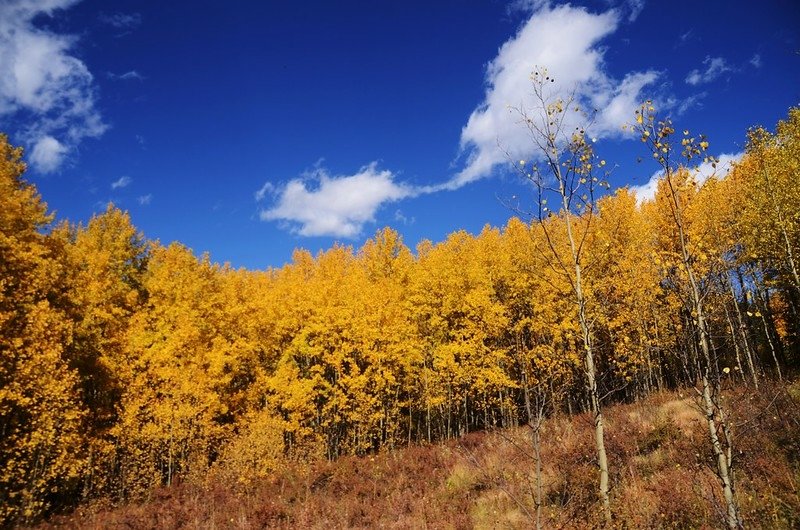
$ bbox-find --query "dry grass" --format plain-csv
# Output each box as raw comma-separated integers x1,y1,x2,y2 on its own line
35,380,800,529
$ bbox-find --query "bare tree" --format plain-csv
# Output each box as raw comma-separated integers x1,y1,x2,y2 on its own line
507,67,613,524
632,104,742,529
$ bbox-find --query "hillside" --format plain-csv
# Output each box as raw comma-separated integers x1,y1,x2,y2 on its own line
38,381,800,529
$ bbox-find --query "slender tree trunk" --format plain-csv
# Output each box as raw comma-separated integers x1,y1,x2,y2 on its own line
749,269,783,380
561,193,611,524
723,304,746,383
728,272,759,388
533,397,544,530
693,286,740,530
651,309,666,390
522,374,545,530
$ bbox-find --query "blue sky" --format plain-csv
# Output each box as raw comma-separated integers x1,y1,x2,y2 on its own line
1,0,798,269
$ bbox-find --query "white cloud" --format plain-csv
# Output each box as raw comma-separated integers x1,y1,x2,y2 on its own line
453,4,658,188
29,135,67,173
630,152,743,203
258,163,413,238
0,0,106,173
111,175,132,189
750,54,762,68
685,56,731,85
138,194,152,205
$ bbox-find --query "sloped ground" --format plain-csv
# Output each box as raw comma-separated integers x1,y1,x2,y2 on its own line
38,380,800,529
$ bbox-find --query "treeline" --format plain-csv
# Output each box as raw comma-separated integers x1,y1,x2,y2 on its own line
1,109,799,526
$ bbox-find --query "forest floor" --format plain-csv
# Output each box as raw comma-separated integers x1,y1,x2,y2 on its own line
38,379,800,529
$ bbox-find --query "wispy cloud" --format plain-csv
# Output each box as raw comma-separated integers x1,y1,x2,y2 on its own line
254,181,275,202
257,163,414,238
750,54,762,68
675,29,694,47
137,194,152,205
0,0,106,173
111,175,132,189
453,3,658,188
685,56,731,85
624,0,646,22
394,209,415,226
663,91,707,116
108,70,144,81
630,152,743,203
510,0,646,20
98,12,141,30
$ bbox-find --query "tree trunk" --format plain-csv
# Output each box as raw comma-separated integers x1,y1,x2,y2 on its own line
723,304,746,383
561,192,611,524
728,272,759,388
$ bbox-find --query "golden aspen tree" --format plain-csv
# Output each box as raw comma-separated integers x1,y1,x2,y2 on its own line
207,268,289,485
214,267,275,421
302,244,361,458
115,243,230,497
258,249,326,458
0,136,85,525
735,111,800,369
592,189,662,395
408,231,512,440
63,205,147,496
355,228,421,448
690,175,763,386
740,112,800,298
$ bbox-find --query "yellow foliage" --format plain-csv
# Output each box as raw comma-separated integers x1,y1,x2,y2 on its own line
0,135,86,525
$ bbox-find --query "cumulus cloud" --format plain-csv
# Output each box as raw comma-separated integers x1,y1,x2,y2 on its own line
453,4,658,188
685,56,731,85
630,152,743,203
258,163,413,238
111,175,132,189
0,0,106,173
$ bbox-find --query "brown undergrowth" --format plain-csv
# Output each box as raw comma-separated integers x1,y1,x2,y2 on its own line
35,380,800,529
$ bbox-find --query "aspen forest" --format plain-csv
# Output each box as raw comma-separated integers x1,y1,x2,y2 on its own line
2,105,800,529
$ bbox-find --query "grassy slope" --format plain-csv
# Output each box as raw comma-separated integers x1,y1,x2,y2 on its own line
40,381,800,529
